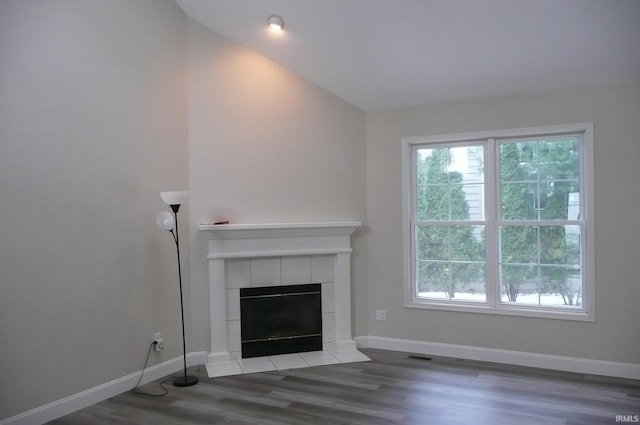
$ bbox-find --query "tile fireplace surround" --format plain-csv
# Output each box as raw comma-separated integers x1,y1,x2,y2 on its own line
198,221,370,377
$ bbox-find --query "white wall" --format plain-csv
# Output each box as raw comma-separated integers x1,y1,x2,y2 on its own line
0,0,188,419
365,83,640,364
185,22,368,351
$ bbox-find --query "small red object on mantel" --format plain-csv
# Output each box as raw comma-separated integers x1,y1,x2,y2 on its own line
213,220,229,225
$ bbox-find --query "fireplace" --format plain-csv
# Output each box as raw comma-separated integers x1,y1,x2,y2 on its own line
240,283,322,358
199,221,369,377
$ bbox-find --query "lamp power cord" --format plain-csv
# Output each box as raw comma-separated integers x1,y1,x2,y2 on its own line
131,341,170,397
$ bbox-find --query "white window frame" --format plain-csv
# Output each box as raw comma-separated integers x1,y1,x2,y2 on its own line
402,123,595,321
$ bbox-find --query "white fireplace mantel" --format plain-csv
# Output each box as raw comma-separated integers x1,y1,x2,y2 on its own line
199,221,367,377
199,221,361,259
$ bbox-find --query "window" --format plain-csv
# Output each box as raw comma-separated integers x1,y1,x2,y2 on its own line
402,124,594,321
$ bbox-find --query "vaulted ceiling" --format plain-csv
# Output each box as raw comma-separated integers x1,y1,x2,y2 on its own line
176,0,640,111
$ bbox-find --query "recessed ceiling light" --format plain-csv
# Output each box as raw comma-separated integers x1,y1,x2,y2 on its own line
268,15,284,31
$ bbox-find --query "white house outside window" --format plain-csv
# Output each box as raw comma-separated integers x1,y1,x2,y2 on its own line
402,124,594,321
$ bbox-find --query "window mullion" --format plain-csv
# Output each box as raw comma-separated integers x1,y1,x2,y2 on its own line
485,138,499,307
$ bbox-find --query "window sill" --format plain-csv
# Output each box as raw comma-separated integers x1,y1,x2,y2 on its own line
405,298,595,322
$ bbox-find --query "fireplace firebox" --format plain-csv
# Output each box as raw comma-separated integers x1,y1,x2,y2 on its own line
240,283,322,358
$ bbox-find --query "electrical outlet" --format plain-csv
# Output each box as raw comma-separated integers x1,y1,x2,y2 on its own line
375,310,386,321
154,332,164,352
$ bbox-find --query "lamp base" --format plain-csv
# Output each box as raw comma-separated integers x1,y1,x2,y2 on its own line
173,375,198,387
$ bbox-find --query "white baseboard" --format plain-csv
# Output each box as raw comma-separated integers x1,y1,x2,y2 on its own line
0,351,208,425
355,335,640,380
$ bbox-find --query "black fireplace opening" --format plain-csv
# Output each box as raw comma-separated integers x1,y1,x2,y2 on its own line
240,283,322,358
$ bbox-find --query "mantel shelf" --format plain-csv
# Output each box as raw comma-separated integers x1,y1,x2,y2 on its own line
199,221,361,240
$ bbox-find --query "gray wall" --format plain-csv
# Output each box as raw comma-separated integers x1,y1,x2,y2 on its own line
365,83,640,364
0,0,188,418
185,20,368,351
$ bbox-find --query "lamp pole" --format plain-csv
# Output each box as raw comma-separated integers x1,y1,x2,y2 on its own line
168,203,198,387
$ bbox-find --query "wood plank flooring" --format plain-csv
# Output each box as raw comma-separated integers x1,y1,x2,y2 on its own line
49,348,640,425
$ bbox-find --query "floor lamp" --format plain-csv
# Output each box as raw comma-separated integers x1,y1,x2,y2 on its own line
156,191,198,387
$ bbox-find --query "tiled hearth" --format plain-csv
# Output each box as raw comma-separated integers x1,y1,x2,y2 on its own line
198,222,369,377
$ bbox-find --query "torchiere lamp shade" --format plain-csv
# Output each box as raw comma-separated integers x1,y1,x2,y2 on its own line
156,211,174,231
160,191,188,206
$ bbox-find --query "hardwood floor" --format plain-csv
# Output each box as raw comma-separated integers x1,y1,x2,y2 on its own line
49,348,640,425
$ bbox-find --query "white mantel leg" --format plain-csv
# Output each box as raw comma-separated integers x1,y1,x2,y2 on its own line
208,258,230,364
334,252,357,352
